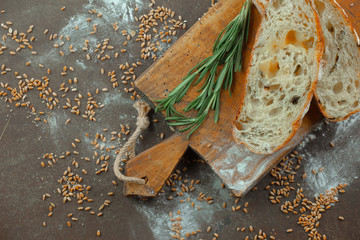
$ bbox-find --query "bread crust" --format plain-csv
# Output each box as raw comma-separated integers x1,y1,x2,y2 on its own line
313,0,360,122
233,0,324,154
252,0,266,14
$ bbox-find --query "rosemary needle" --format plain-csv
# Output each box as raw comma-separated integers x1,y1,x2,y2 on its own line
155,0,252,138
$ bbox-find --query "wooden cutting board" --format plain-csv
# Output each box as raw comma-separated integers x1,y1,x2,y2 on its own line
124,0,360,197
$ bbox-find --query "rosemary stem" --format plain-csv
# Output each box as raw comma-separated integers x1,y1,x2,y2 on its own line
155,0,252,138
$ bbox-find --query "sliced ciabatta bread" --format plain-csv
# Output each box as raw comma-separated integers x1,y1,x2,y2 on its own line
254,0,360,121
313,0,360,121
252,0,268,14
233,0,324,154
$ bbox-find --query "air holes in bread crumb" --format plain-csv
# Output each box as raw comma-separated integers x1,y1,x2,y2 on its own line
291,96,300,105
326,22,335,34
294,65,303,76
269,107,281,116
265,84,281,91
314,0,326,15
333,82,343,94
266,99,274,106
273,0,284,10
259,59,280,79
338,100,347,105
354,80,360,89
346,85,352,93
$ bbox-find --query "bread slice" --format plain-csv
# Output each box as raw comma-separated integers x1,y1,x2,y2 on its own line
313,0,360,121
254,0,360,121
233,0,324,154
252,0,268,14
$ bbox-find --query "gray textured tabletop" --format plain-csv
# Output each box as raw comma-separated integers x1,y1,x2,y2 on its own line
0,0,359,239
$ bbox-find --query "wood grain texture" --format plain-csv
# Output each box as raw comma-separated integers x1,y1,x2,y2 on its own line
342,2,360,31
125,0,360,197
124,133,189,196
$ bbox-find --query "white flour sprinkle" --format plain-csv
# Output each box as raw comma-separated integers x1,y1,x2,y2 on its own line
95,0,145,24
96,92,132,122
75,59,87,69
58,15,98,51
334,113,360,137
137,197,203,240
215,144,261,192
301,114,360,196
45,111,69,147
135,170,224,240
39,0,147,62
46,112,66,134
137,193,220,240
297,133,316,149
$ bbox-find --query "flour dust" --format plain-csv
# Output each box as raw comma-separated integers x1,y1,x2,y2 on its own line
299,114,360,196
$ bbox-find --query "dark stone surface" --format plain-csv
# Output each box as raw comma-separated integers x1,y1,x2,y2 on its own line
0,0,359,240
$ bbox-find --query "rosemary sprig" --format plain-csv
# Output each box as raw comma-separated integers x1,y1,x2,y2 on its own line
155,0,252,138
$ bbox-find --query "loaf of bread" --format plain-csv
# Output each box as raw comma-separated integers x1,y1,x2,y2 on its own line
252,0,267,14
233,0,324,154
313,0,360,121
253,0,360,121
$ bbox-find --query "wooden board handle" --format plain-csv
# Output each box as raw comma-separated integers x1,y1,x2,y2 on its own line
124,133,189,197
